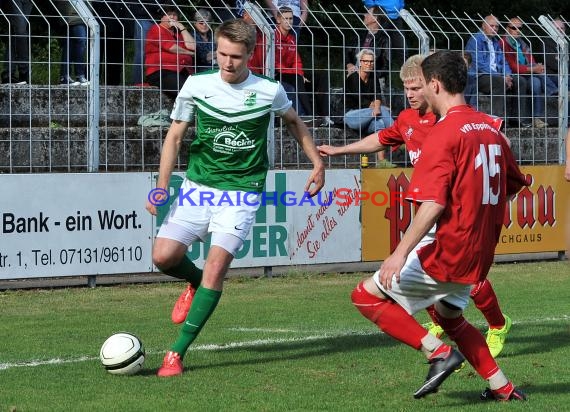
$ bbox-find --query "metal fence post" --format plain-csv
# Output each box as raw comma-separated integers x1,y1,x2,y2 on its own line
539,15,569,165
400,9,430,56
73,0,100,172
243,1,276,169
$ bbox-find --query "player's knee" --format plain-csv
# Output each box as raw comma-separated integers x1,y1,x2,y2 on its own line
152,248,180,270
351,281,385,323
152,237,188,270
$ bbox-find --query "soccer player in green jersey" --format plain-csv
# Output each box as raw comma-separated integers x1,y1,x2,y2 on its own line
145,18,325,377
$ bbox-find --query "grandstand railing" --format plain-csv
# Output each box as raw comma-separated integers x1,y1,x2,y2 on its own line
0,0,567,172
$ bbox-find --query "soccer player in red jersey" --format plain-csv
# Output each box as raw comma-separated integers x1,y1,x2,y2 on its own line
349,51,528,400
318,54,513,358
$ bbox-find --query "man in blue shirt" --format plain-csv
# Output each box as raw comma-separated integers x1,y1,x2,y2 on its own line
466,15,530,127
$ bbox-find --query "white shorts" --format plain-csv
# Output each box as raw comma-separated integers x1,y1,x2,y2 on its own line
157,178,261,245
373,241,471,315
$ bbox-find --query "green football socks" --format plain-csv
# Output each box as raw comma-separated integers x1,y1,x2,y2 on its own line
171,286,222,356
164,254,203,286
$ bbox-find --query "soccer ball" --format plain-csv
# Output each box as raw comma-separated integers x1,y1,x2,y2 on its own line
99,332,145,375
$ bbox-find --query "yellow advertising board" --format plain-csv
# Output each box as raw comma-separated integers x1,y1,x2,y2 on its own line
362,165,569,261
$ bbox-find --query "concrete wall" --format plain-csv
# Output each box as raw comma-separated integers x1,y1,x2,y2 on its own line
0,84,562,173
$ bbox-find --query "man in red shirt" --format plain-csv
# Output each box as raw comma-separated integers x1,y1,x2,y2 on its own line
349,51,528,400
274,7,310,115
319,54,513,358
274,7,331,125
145,7,196,98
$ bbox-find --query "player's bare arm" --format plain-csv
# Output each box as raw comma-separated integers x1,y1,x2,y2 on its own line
146,120,189,216
318,132,385,157
281,107,325,196
379,201,444,290
264,0,280,21
300,0,309,24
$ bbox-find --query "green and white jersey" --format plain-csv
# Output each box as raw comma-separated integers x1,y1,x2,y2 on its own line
171,70,292,192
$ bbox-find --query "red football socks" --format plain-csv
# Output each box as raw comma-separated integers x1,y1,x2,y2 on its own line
425,304,439,324
471,279,505,329
435,313,499,379
351,282,425,350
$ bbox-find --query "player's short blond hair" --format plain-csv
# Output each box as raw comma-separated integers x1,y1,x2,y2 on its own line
400,54,425,82
215,18,257,54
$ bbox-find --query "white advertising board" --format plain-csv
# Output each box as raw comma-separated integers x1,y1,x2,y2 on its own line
1,170,361,280
0,173,153,279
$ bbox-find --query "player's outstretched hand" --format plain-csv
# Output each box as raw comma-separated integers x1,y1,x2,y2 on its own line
378,252,407,290
565,164,570,182
317,145,339,157
146,201,158,216
304,164,325,197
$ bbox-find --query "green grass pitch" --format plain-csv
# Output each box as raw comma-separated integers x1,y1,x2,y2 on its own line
1,261,569,411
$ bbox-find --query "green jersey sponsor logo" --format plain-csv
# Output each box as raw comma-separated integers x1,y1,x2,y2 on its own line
244,90,257,107
213,129,256,154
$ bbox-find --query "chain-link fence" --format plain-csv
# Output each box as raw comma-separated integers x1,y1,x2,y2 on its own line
0,0,568,172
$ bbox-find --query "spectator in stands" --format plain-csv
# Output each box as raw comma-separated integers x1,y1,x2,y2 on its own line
344,48,394,167
274,7,332,126
145,7,196,99
1,0,33,84
90,0,127,85
500,17,557,128
541,18,568,91
466,15,530,127
242,5,268,75
131,1,166,85
264,0,308,40
362,0,406,70
346,7,390,93
56,0,89,86
192,9,217,73
360,0,406,69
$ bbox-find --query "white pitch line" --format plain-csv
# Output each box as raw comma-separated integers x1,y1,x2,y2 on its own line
190,330,373,351
0,356,96,371
1,315,568,372
0,330,373,372
228,327,302,333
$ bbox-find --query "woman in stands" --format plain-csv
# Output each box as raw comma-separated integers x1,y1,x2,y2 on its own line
344,48,395,167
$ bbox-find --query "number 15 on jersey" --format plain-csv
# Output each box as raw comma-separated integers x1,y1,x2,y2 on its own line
475,144,502,205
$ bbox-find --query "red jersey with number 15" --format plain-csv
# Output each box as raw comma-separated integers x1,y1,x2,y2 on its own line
407,105,528,285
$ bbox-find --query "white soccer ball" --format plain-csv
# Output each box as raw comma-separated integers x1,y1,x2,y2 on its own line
99,332,145,375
